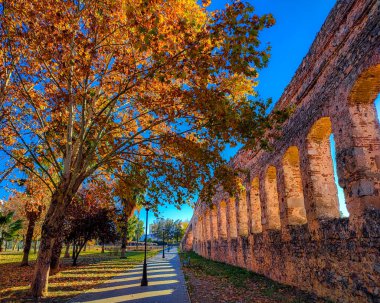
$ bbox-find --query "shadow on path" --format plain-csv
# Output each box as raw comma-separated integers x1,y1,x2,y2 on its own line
69,250,190,303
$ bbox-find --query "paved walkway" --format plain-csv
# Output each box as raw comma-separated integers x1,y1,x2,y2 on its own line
70,250,191,303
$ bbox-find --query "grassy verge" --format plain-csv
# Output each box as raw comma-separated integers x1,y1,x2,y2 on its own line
179,251,331,303
0,248,159,302
179,251,285,291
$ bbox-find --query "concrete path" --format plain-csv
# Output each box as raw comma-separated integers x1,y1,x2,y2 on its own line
70,250,191,303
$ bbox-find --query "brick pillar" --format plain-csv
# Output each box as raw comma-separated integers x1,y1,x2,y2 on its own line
210,206,218,260
211,206,218,239
194,219,200,253
276,164,291,240
282,146,307,225
218,200,228,239
227,197,237,264
263,166,281,230
205,210,211,241
237,185,249,236
184,229,193,251
227,197,238,238
249,177,263,233
334,65,380,225
198,216,203,255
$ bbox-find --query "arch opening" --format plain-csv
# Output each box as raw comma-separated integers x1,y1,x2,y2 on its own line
330,134,349,217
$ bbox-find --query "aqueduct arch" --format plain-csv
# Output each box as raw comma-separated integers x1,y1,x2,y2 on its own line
182,1,380,302
306,117,340,220
339,64,380,219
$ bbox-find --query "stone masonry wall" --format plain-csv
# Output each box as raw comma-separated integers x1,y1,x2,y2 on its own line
181,1,380,302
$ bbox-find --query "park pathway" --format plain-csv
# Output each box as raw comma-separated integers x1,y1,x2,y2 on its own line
70,249,191,303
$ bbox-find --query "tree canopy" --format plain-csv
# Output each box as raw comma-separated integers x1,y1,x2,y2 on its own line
0,0,280,207
0,0,282,297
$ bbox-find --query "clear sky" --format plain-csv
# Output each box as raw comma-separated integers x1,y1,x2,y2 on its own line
148,0,342,226
147,0,379,226
2,1,378,228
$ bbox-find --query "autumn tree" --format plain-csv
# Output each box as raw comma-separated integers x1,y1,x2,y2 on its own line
0,0,283,297
50,177,115,273
65,197,116,266
8,177,48,266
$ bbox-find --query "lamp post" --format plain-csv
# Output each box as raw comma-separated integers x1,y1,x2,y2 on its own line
140,203,150,286
162,230,165,258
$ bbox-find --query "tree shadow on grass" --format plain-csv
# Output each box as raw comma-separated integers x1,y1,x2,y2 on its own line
0,250,159,303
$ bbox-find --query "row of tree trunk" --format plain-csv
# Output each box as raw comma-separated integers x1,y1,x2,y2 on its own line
1,239,38,253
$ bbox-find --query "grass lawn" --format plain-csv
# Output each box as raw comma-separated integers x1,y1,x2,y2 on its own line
179,251,332,303
0,248,159,302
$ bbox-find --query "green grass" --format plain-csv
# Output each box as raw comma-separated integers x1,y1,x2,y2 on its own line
179,251,283,290
0,250,38,264
0,247,160,302
0,246,141,265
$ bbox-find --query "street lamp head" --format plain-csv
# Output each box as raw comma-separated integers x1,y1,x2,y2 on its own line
145,201,151,211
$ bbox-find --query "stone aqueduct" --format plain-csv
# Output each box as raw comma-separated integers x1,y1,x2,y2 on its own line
181,1,380,302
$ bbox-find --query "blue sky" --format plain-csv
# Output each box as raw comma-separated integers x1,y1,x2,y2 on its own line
1,1,377,228
151,0,380,227
150,0,341,225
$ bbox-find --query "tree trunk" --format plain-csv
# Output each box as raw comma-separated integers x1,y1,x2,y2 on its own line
72,238,86,266
30,173,85,298
30,192,67,298
72,241,75,259
136,211,140,250
64,243,70,258
101,242,105,253
72,246,79,266
21,217,36,266
120,219,128,259
0,239,3,252
50,237,64,275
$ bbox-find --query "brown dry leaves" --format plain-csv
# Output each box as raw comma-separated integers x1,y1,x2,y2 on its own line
0,249,158,302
